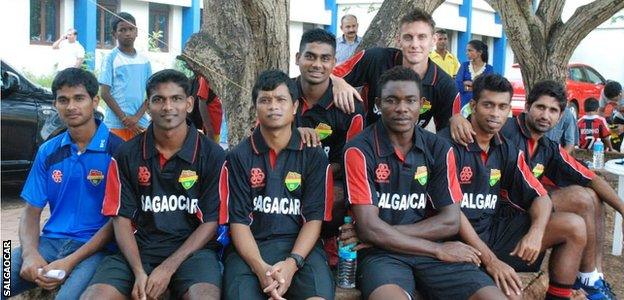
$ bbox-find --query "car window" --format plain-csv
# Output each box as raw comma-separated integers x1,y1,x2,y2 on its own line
568,67,585,82
583,67,605,84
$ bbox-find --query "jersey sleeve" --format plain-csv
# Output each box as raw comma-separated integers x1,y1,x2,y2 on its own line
344,146,378,206
544,144,596,187
20,149,49,208
434,74,460,130
197,143,226,223
599,118,611,138
221,152,253,225
101,153,138,219
302,148,333,222
99,53,113,87
427,140,463,208
331,104,365,166
332,49,375,88
502,150,547,210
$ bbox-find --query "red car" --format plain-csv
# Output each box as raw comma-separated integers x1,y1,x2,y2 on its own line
508,63,606,118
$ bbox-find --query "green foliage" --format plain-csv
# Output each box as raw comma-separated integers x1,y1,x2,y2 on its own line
148,30,164,52
174,59,194,78
22,71,55,89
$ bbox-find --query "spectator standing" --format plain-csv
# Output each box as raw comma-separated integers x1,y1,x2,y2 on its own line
335,14,362,64
52,28,85,71
429,29,460,77
578,98,614,151
99,12,152,141
545,106,578,153
456,40,494,109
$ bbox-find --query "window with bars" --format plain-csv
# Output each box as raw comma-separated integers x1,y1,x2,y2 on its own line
148,3,170,52
30,0,60,45
96,0,119,49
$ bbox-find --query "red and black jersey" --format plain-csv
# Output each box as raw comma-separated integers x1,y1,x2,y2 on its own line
344,122,462,231
219,127,333,241
438,128,546,234
102,125,226,263
333,47,460,129
577,115,611,149
501,113,595,189
293,77,365,175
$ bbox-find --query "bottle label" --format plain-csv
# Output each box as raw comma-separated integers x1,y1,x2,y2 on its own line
338,243,357,260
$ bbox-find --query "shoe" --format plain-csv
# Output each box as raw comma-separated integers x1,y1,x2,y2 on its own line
574,277,618,300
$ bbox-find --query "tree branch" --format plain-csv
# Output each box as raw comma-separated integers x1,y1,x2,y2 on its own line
535,0,565,33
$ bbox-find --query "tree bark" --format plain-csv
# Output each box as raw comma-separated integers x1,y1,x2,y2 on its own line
181,0,289,145
485,0,624,94
357,0,445,51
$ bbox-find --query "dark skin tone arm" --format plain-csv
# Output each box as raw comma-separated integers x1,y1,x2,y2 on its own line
511,195,551,264
393,205,463,241
145,221,218,299
352,204,481,263
590,176,624,215
113,216,148,300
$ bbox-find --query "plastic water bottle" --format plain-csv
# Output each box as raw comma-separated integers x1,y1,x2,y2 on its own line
593,139,604,169
336,216,357,289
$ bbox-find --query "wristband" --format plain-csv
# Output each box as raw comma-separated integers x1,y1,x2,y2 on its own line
287,253,305,269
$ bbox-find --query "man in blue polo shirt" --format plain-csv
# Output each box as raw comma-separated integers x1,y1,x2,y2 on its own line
6,68,123,299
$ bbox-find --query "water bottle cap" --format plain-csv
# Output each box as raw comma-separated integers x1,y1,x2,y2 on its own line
344,216,352,223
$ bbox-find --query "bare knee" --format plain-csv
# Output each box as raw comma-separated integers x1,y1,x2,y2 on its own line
561,213,587,245
369,284,410,300
184,283,220,300
81,284,124,300
558,186,595,215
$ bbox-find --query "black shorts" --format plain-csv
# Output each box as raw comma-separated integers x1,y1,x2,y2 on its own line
88,249,221,298
223,238,334,300
357,250,495,299
482,207,546,272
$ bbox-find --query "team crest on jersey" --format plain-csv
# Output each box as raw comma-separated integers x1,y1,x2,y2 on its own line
532,164,544,178
419,98,432,114
460,166,473,184
375,163,390,183
250,168,266,188
87,169,104,186
315,123,333,140
138,166,151,186
414,166,428,185
52,170,63,183
285,172,302,192
489,169,501,186
179,170,198,190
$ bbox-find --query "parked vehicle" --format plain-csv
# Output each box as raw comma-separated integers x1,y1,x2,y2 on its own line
1,60,65,184
508,63,606,118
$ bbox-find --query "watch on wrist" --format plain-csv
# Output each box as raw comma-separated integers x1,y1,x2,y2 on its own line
287,253,305,269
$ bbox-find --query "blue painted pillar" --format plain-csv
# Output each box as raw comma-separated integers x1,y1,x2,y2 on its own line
457,0,472,63
182,0,201,50
74,0,97,70
325,0,338,35
493,13,507,74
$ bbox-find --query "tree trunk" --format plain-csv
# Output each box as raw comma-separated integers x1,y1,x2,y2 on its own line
357,0,445,51
485,0,624,94
181,0,289,145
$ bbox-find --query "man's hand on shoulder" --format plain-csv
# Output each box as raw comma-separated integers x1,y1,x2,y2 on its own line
297,127,321,147
331,75,362,114
449,114,475,146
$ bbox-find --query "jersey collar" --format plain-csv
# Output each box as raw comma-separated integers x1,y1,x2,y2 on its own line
141,123,200,164
373,121,425,158
295,77,334,110
60,119,110,152
250,125,304,155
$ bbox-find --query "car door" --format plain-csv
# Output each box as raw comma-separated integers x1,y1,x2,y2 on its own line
582,66,606,100
1,68,39,174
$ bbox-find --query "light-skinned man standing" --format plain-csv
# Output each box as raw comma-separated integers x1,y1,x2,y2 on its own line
52,28,85,71
336,15,362,64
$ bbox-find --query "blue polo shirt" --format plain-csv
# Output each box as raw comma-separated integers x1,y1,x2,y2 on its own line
21,121,123,243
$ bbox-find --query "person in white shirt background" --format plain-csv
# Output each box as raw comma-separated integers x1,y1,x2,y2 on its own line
52,28,85,71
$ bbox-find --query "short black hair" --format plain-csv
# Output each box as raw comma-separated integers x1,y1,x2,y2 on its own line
584,97,600,112
400,9,435,33
111,12,136,32
299,28,336,53
378,66,422,96
341,14,357,23
51,68,98,99
435,29,447,35
468,40,488,62
527,80,568,112
472,74,513,102
146,69,191,98
251,69,297,105
605,81,622,99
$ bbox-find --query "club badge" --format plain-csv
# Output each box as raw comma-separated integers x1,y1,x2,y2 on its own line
86,169,104,186
420,98,432,114
315,123,333,140
489,169,501,186
414,166,428,186
285,171,302,192
179,170,198,190
532,163,544,178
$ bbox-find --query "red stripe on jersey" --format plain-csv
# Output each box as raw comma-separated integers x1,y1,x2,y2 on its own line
195,207,204,223
344,147,372,205
324,165,334,221
346,114,364,142
446,149,463,203
333,50,365,78
102,158,122,216
269,149,277,169
558,145,596,180
527,138,537,158
517,151,547,196
219,162,229,224
452,93,461,115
